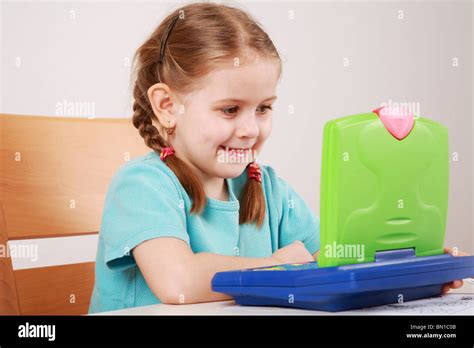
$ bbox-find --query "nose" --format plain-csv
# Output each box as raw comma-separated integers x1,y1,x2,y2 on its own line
236,112,259,140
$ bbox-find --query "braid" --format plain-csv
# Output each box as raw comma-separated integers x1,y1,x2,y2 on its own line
132,84,206,213
132,86,167,151
239,166,266,228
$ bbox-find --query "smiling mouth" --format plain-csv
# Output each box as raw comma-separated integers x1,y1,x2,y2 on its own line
217,145,258,165
218,145,256,160
218,145,254,153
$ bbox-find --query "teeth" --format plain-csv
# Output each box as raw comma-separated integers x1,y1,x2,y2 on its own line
221,146,248,151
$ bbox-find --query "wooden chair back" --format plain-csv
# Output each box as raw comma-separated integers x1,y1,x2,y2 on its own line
0,114,149,315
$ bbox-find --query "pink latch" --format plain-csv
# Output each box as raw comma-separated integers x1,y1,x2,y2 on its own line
373,106,415,140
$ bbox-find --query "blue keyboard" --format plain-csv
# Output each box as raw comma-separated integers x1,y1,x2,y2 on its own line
212,254,474,311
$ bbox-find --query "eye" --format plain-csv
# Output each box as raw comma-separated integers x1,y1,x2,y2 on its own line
257,105,273,114
221,106,239,117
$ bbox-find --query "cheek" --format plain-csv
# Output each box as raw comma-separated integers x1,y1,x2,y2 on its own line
201,119,234,147
258,118,272,143
180,109,226,146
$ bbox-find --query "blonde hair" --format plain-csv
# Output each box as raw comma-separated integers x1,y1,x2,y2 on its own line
131,2,282,227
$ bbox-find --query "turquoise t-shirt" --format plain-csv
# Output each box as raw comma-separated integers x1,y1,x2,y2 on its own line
88,151,320,313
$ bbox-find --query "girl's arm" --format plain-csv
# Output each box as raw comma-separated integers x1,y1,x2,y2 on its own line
133,237,313,304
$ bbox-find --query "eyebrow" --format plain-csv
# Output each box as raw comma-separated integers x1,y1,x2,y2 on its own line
213,96,278,104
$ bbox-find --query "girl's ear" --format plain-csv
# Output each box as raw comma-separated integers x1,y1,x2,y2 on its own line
147,83,177,130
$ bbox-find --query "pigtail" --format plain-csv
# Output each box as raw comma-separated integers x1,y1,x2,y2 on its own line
239,164,266,228
132,84,206,214
164,154,206,213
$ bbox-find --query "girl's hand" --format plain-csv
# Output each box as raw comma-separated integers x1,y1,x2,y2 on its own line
441,247,470,294
270,241,314,265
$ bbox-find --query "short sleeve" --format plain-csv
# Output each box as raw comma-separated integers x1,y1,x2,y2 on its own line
273,173,320,255
100,160,189,271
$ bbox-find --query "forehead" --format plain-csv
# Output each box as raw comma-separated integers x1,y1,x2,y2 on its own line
188,58,280,104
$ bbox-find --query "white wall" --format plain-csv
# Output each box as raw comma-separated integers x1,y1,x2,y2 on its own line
1,0,472,266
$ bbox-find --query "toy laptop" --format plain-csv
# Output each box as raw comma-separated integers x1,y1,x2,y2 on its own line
211,106,474,312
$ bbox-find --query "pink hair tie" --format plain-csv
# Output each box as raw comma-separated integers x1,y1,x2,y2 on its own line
160,146,175,161
248,162,262,183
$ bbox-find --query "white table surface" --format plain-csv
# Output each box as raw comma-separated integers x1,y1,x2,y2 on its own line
93,279,474,316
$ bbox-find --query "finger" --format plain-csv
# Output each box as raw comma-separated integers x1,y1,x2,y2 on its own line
451,280,464,288
444,247,469,257
442,284,450,294
444,280,455,289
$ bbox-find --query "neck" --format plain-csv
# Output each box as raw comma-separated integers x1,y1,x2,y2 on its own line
177,156,229,201
202,175,229,201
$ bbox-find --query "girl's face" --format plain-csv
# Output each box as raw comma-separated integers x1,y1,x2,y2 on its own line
170,57,280,181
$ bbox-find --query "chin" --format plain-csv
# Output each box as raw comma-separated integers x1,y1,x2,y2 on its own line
217,162,249,179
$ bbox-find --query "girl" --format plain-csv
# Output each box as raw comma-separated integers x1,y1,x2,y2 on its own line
89,2,464,313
